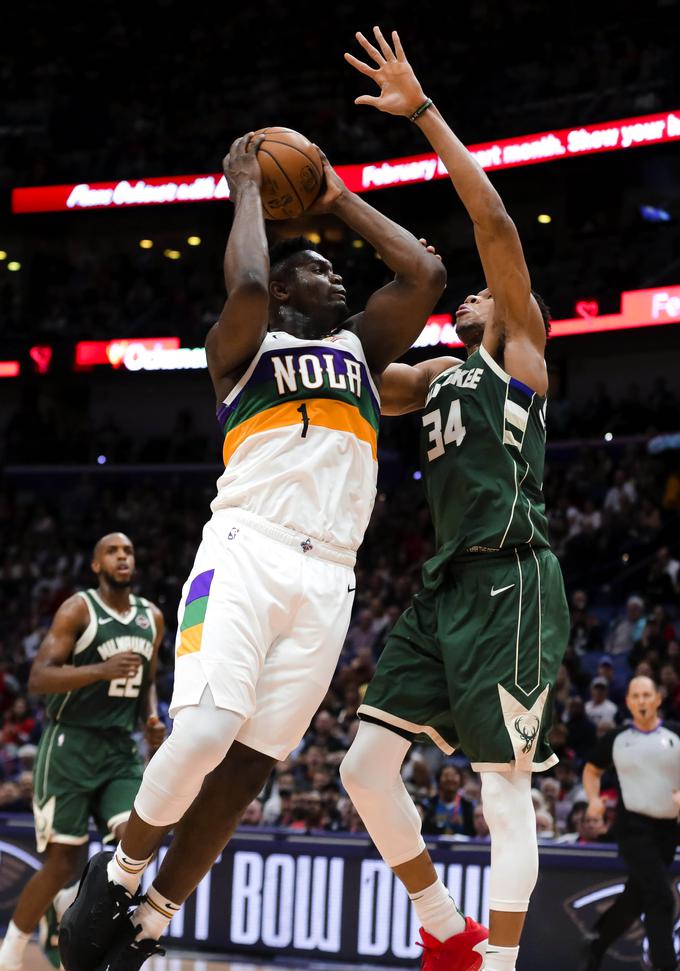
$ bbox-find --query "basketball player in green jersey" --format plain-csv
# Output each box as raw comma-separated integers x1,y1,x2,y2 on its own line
0,533,165,971
342,29,569,971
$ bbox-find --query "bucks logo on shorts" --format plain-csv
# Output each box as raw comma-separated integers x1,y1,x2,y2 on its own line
45,589,155,733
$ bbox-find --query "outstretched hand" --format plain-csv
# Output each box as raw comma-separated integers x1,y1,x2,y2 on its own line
344,27,427,118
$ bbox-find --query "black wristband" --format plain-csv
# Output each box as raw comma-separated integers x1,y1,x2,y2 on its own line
409,98,433,123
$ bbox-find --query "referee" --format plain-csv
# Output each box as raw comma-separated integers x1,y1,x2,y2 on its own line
582,675,680,971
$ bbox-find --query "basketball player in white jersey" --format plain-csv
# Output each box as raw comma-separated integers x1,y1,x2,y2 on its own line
60,133,446,971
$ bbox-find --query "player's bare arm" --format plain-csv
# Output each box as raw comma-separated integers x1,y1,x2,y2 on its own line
141,604,166,753
205,132,269,399
310,150,446,374
381,357,462,416
28,594,142,695
346,27,547,394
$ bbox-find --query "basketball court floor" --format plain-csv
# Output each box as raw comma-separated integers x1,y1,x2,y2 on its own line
24,943,377,971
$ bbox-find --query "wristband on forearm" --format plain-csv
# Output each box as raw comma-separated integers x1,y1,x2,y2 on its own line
409,98,433,122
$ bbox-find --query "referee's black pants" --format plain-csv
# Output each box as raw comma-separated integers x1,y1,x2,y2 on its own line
593,813,678,969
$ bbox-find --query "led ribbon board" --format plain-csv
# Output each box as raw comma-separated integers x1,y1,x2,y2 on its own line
12,109,680,214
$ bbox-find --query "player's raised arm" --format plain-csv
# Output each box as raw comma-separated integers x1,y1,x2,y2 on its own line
28,595,142,694
308,150,446,374
205,133,270,391
381,357,462,416
345,28,545,357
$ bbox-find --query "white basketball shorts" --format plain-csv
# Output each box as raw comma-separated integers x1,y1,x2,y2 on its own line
169,508,356,760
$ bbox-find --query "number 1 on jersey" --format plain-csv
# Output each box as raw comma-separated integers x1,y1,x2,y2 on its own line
297,403,310,438
423,400,467,460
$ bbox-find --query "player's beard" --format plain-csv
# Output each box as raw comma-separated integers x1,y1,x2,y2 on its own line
100,569,133,590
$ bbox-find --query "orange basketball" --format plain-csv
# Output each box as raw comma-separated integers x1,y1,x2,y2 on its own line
252,127,323,220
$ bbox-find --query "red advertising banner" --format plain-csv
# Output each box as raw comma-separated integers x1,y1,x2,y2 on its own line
12,109,680,214
2,286,677,378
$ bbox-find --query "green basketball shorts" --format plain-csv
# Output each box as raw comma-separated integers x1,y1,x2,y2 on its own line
359,547,569,772
32,723,144,852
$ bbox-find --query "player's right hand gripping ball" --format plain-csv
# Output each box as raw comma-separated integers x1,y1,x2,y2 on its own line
252,128,323,220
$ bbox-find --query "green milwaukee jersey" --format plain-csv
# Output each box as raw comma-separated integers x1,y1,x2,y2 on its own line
46,589,156,732
420,344,550,588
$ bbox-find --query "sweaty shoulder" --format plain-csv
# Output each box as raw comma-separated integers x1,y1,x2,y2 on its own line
58,592,91,620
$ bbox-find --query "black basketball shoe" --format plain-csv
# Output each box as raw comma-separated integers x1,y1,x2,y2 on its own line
59,851,138,971
93,920,165,971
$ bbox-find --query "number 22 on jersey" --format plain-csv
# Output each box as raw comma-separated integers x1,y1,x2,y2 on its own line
423,400,467,461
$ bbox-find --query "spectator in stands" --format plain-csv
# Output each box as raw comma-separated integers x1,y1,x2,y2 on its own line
604,469,637,515
0,771,33,812
472,804,490,838
559,801,589,843
563,696,597,758
343,609,377,657
294,745,328,792
585,678,619,728
241,800,263,826
659,664,680,720
321,782,344,831
536,810,556,839
262,771,295,825
645,547,680,603
568,589,604,654
595,656,624,706
422,765,475,837
301,710,346,753
605,595,646,655
1,697,37,747
0,659,19,715
576,810,609,844
404,753,435,801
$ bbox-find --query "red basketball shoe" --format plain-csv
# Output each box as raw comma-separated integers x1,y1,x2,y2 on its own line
418,919,488,971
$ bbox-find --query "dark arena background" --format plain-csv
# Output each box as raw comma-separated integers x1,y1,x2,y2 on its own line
1,2,680,970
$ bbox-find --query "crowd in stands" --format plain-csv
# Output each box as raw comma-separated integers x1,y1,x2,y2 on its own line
3,0,676,185
1,212,679,350
1,431,678,841
2,0,679,344
3,375,680,469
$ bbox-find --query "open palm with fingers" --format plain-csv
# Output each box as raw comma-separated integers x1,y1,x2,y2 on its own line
344,27,427,118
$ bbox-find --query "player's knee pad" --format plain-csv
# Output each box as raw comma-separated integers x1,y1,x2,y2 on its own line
134,690,245,828
340,721,406,794
340,722,425,868
481,770,538,912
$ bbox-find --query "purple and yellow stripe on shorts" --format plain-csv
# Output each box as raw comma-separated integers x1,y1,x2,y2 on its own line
176,569,214,657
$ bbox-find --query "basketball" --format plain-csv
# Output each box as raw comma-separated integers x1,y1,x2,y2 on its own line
252,127,323,220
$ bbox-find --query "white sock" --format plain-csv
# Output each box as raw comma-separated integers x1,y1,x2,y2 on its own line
131,884,181,941
106,844,152,895
0,921,31,970
485,943,520,970
53,884,78,922
409,878,466,942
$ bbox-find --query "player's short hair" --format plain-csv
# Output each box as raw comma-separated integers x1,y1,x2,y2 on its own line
269,236,319,281
531,290,552,336
92,532,132,561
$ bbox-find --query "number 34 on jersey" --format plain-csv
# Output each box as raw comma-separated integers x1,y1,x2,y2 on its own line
422,365,483,461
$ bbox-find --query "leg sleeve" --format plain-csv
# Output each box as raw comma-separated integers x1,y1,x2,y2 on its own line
481,770,538,913
340,721,426,868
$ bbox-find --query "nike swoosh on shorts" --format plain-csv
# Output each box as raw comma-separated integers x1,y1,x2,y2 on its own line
490,584,515,597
